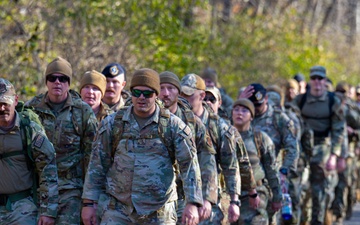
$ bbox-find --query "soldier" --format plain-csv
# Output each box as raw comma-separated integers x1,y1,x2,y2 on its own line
285,79,300,103
293,73,307,94
293,66,346,225
101,63,127,111
231,98,282,225
158,71,218,223
0,78,58,225
80,70,113,122
26,57,98,225
239,83,299,225
199,67,233,119
180,74,258,224
81,68,203,225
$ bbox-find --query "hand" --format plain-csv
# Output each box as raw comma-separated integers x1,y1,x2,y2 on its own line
326,154,337,171
198,200,212,221
238,85,254,99
228,203,240,223
37,216,55,225
337,157,346,173
272,201,282,212
347,126,354,135
81,206,97,225
279,173,288,193
182,203,199,225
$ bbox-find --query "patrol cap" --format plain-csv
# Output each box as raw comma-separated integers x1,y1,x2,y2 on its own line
45,57,72,82
101,63,126,79
0,78,16,105
180,73,206,96
233,98,255,118
335,81,349,94
293,73,305,82
205,87,221,101
159,71,181,92
248,83,267,106
200,67,218,84
310,66,326,78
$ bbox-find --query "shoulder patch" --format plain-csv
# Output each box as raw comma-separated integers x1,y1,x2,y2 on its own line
183,125,191,136
34,133,45,148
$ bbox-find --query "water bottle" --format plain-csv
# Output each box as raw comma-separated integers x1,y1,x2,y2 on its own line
282,193,292,220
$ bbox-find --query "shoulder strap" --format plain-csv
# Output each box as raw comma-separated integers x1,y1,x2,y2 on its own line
299,93,307,111
111,109,126,159
328,91,335,115
158,108,175,164
253,131,263,158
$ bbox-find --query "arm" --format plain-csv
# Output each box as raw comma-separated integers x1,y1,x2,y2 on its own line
81,104,98,174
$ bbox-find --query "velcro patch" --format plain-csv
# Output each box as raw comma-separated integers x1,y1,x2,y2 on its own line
34,133,45,148
183,125,191,136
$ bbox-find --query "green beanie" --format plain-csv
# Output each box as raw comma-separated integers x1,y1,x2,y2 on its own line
159,71,181,92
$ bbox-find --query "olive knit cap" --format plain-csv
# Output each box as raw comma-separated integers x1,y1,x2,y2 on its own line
80,70,107,97
45,57,72,82
233,98,255,118
159,71,181,92
130,68,160,95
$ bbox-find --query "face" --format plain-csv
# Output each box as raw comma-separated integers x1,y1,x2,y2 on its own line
81,84,102,110
46,73,70,101
203,78,216,88
254,96,268,116
180,89,205,110
131,86,157,117
159,83,179,108
310,76,326,96
0,95,18,127
232,105,252,127
286,87,298,100
204,92,221,114
103,76,126,105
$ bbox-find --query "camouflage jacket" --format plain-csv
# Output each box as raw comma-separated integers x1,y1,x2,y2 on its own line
174,103,218,204
26,90,97,191
239,127,282,203
0,112,59,218
96,102,114,122
82,105,203,215
294,91,345,156
252,104,299,172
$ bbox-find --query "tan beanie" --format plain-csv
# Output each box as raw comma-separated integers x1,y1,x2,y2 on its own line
80,70,107,97
130,68,160,95
159,71,181,92
45,57,72,82
233,98,255,118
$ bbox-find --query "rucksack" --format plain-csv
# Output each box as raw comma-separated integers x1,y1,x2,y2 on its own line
299,91,335,116
110,103,175,164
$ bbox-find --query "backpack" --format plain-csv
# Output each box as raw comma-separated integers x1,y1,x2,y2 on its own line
110,103,175,164
299,91,335,116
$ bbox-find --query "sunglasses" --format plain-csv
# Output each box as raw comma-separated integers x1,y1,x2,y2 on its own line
310,76,324,81
131,89,155,98
204,96,217,103
46,75,70,83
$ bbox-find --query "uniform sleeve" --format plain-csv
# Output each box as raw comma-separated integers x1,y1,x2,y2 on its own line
279,113,299,172
260,132,282,203
234,129,257,191
194,118,218,204
31,122,59,218
81,104,98,175
331,96,346,156
173,117,203,206
219,121,241,196
82,116,113,201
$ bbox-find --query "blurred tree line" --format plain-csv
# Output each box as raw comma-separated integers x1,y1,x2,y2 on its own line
0,0,359,100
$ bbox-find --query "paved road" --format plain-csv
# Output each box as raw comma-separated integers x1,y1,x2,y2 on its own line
344,203,360,225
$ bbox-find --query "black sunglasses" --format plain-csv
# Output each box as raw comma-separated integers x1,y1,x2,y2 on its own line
204,96,217,103
310,76,324,81
131,89,155,98
46,75,70,83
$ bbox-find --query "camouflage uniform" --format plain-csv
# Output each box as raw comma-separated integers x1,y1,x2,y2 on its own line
294,91,345,225
96,101,114,122
0,112,59,224
107,96,125,112
198,104,255,225
251,103,299,225
232,128,282,225
173,100,218,223
82,104,203,224
26,90,97,225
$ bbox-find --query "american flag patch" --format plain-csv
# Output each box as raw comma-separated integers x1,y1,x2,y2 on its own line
34,133,45,148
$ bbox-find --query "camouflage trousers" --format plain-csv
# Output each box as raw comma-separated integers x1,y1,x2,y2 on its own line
55,189,82,225
0,196,38,225
198,202,224,225
99,195,177,225
231,184,269,225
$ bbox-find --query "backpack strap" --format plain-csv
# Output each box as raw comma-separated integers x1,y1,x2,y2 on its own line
158,108,175,165
111,109,126,159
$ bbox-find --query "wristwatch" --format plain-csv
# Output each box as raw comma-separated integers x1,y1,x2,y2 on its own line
230,200,241,207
